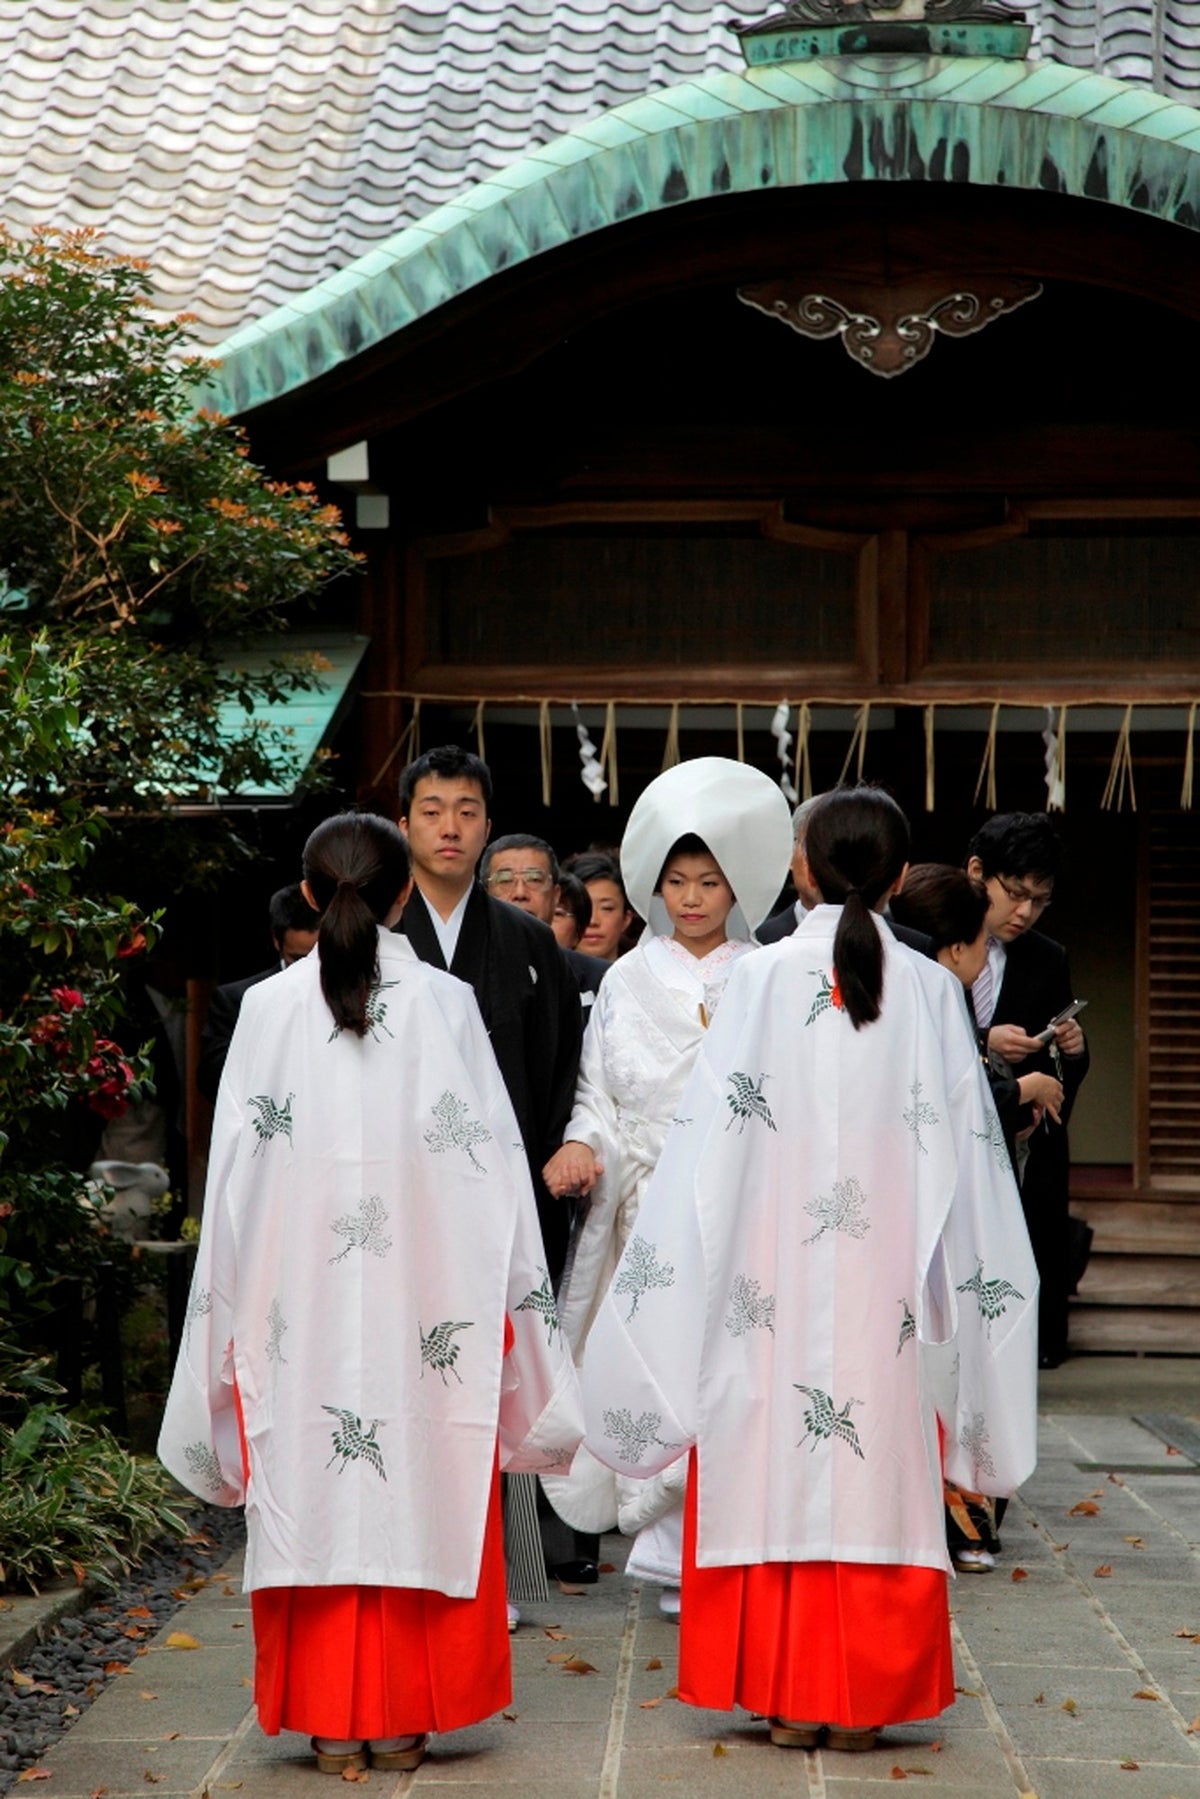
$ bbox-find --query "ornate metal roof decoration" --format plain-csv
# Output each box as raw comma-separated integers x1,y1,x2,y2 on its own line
732,0,1033,62
738,275,1042,376
0,3,1191,352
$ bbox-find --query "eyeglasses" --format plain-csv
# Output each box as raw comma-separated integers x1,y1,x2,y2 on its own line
486,868,553,891
995,876,1053,912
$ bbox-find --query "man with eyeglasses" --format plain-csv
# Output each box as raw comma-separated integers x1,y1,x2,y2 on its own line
966,814,1090,1369
481,834,608,1007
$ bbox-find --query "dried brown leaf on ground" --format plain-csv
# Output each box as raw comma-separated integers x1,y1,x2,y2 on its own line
646,1657,663,1670
15,1772,50,1784
543,1626,569,1640
1061,1698,1078,1715
1011,1568,1029,1582
502,1710,518,1721
641,1694,666,1709
1068,1500,1100,1517
561,1657,598,1674
165,1632,201,1650
1124,1537,1145,1547
1119,1756,1139,1770
713,1743,727,1757
1133,1689,1160,1700
1094,1565,1114,1578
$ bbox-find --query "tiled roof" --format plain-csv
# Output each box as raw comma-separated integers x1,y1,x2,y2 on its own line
0,1,1195,346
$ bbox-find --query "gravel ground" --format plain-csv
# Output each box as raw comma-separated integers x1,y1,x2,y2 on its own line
0,1504,246,1794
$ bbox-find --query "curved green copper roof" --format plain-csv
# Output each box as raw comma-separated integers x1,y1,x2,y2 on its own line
207,55,1200,417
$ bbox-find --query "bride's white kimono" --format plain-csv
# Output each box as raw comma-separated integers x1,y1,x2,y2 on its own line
159,929,583,1598
581,907,1038,1575
545,757,794,1573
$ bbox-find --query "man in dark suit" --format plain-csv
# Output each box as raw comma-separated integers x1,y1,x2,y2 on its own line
966,814,1090,1368
196,885,320,1102
759,794,933,957
397,748,583,1285
480,833,608,1014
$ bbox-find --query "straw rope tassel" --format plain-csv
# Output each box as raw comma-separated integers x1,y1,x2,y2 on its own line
973,703,1000,810
1101,704,1136,812
796,703,812,800
372,696,421,791
1183,702,1197,811
471,699,486,766
837,701,870,787
735,701,745,764
924,704,935,812
539,700,552,808
598,700,619,807
662,701,681,771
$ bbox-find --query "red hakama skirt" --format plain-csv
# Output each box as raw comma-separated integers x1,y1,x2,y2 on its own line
238,1322,513,1742
678,1454,954,1728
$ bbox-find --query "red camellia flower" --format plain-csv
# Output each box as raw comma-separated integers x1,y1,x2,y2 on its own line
51,986,84,1011
85,1038,134,1120
116,928,147,960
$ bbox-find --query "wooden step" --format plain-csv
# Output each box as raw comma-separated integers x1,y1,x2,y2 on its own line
1070,1199,1200,1256
1074,1255,1200,1309
1068,1305,1200,1355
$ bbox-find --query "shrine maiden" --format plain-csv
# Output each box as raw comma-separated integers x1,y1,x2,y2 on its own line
159,813,582,1778
581,787,1037,1750
543,758,792,1603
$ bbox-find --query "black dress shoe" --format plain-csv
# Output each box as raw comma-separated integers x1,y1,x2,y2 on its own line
549,1559,600,1584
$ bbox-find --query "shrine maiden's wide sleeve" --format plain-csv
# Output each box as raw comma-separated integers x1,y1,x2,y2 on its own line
159,929,583,1597
581,907,1037,1573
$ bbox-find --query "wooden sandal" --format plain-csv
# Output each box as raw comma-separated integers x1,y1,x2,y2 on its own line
311,1738,368,1774
770,1719,824,1748
370,1734,428,1771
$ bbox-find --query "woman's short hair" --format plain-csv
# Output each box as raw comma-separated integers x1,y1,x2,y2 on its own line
890,864,989,952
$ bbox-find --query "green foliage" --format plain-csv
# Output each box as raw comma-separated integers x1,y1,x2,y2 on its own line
0,1344,188,1592
0,229,359,1337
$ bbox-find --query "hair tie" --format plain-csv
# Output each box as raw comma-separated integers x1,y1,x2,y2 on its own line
336,876,357,891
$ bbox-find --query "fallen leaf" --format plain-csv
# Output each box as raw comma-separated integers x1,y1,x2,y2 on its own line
546,1652,572,1664
122,1625,146,1639
62,1703,80,1718
598,1562,616,1573
543,1627,569,1641
1167,1445,1181,1456
668,1685,680,1699
1120,1757,1139,1770
561,1657,597,1674
890,1768,909,1781
641,1695,666,1709
713,1743,727,1757
222,1584,236,1597
139,1691,158,1701
646,1657,663,1671
1089,1488,1105,1497
900,1769,932,1777
90,1788,109,1798
1187,1716,1200,1733
103,1661,131,1675
230,1622,245,1630
1062,1698,1078,1715
164,1731,180,1741
1095,1565,1114,1578
1052,1542,1069,1551
1124,1537,1145,1547
166,1632,201,1650
10,1669,33,1689
1174,1630,1200,1641
954,1685,982,1698
126,1606,153,1619
1011,1568,1029,1582
240,1676,253,1688
1069,1500,1100,1517
1109,1473,1126,1486
1034,1693,1045,1705
1133,1689,1159,1701
143,1775,163,1786
930,1741,943,1753
502,1710,518,1721
16,1773,51,1784
340,1771,369,1785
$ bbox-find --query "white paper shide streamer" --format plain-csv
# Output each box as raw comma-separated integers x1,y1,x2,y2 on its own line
1042,706,1066,812
572,703,607,799
770,702,799,804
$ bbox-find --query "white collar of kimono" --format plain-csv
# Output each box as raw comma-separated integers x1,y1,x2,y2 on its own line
619,757,794,942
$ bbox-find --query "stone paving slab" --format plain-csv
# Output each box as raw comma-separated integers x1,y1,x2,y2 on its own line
16,1361,1200,1797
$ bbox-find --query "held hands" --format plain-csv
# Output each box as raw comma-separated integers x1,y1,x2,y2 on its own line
544,1141,603,1198
987,1023,1047,1066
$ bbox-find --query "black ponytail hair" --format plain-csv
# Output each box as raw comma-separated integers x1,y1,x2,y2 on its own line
803,786,911,1030
302,812,411,1037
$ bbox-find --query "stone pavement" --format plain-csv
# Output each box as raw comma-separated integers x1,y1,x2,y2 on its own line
17,1358,1200,1798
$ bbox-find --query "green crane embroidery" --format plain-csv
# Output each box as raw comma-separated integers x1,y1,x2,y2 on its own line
328,1194,392,1264
184,1285,212,1348
328,978,401,1043
794,1385,865,1459
725,1273,776,1337
249,1091,295,1156
183,1441,225,1495
725,1071,776,1134
960,1411,996,1481
614,1236,675,1320
971,1108,1009,1169
803,1176,870,1244
805,969,843,1025
423,1091,491,1172
602,1407,679,1464
956,1258,1025,1333
265,1297,288,1365
419,1318,474,1384
323,1406,387,1480
515,1270,561,1344
902,1079,939,1155
897,1298,916,1354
